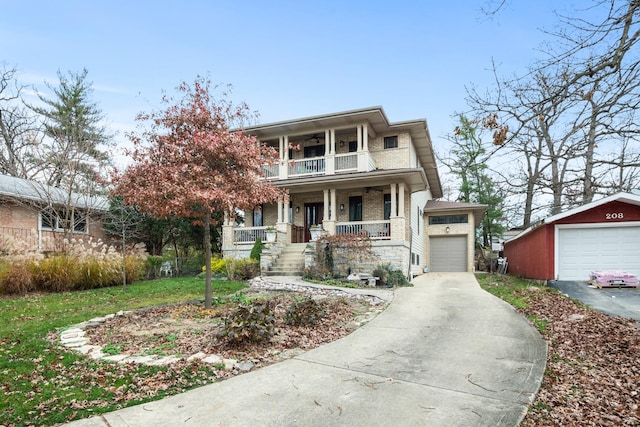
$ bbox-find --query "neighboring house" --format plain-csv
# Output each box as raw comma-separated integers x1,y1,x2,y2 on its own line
221,106,485,276
504,192,640,281
0,174,108,252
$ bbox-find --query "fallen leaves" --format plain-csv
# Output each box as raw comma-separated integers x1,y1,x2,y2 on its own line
519,288,640,426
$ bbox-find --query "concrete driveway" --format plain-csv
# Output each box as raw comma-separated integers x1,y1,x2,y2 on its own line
65,273,546,427
547,280,640,321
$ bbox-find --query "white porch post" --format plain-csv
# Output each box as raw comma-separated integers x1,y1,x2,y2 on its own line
398,182,405,217
331,188,337,220
323,189,329,224
362,124,369,151
326,129,335,175
279,136,288,179
390,183,397,217
277,198,283,224
283,194,290,223
357,125,362,151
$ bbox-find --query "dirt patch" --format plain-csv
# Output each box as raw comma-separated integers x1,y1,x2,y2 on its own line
83,289,385,366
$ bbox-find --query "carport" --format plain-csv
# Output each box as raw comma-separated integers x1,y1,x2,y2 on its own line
504,192,640,281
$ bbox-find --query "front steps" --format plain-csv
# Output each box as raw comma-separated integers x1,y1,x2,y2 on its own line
264,242,307,276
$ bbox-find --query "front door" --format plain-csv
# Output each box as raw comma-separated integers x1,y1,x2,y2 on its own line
304,203,324,242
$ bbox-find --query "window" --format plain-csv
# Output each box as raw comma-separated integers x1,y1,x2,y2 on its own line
304,145,325,158
384,194,391,220
348,140,358,152
428,214,469,225
384,135,398,149
349,196,362,222
40,208,87,233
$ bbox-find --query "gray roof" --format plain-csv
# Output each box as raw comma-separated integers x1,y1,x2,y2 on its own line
0,174,108,211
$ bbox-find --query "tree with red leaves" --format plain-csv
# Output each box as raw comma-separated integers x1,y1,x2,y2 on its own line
113,77,281,308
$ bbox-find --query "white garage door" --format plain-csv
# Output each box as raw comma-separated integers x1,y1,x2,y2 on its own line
430,236,467,272
557,225,640,280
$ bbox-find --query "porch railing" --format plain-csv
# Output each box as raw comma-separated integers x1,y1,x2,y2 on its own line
262,163,279,179
335,153,357,171
336,220,391,240
234,226,268,244
288,157,325,176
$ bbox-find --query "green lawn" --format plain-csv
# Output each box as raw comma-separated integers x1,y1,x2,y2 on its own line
0,277,246,426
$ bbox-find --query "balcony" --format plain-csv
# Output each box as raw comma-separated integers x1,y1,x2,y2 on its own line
262,152,376,180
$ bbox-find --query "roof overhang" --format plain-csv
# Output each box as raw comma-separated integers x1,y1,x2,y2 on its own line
508,192,640,243
244,106,443,199
273,168,429,194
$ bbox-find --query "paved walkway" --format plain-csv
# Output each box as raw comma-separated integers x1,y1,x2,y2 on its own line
64,273,546,427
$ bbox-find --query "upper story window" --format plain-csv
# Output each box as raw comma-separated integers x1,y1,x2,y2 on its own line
41,208,87,233
348,141,358,152
384,135,398,149
428,214,469,225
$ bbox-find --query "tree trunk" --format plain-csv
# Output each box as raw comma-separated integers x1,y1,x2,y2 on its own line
121,227,127,291
204,210,212,309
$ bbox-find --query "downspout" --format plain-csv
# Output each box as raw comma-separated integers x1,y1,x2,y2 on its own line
408,223,413,280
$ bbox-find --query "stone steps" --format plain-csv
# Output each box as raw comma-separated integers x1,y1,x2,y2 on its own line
265,243,306,276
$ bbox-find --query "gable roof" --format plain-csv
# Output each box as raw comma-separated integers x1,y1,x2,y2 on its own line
508,192,640,242
423,200,487,227
244,106,443,198
0,174,108,210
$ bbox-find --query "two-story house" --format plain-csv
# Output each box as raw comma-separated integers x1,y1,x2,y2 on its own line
221,106,484,276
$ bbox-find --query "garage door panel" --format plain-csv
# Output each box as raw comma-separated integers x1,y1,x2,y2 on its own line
430,236,467,272
558,226,640,280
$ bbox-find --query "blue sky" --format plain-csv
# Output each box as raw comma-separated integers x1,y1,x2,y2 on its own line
1,0,567,169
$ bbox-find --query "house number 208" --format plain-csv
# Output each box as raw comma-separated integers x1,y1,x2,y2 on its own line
605,212,624,219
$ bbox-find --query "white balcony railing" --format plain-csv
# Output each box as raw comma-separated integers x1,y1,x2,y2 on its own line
288,157,325,176
336,220,391,240
262,152,376,180
262,163,279,179
335,153,357,171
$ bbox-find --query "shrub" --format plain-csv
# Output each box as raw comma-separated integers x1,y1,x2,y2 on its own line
373,267,389,287
285,297,325,326
222,299,276,344
211,257,227,275
0,261,34,295
376,263,411,287
249,238,264,262
226,258,260,280
146,255,164,279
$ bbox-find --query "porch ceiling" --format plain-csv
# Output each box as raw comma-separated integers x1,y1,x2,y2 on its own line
274,168,429,194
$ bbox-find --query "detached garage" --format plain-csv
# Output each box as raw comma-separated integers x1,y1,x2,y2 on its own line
504,192,640,280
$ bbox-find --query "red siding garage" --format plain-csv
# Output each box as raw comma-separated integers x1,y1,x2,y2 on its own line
504,193,640,281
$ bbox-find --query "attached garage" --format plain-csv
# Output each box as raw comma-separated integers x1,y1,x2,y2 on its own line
423,200,487,273
429,236,467,272
504,192,640,281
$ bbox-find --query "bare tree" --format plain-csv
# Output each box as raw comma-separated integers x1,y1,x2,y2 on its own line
467,0,640,226
0,65,41,178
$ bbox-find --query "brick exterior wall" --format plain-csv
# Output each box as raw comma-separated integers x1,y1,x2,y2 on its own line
369,133,411,170
0,201,109,252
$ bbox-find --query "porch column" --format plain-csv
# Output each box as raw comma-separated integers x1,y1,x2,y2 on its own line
283,136,289,161
390,183,397,217
357,125,362,151
283,194,290,223
323,188,337,236
326,129,335,175
323,189,330,224
279,136,284,159
398,182,405,217
362,124,369,151
331,188,337,221
277,198,283,223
